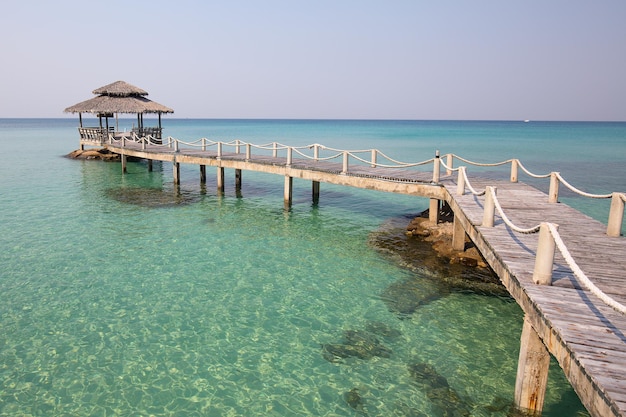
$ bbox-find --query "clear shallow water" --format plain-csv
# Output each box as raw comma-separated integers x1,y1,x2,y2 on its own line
2,119,624,416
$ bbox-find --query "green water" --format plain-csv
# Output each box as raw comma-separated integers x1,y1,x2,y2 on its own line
2,119,615,416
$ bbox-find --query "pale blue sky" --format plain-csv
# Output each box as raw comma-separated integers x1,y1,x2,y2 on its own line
1,1,625,120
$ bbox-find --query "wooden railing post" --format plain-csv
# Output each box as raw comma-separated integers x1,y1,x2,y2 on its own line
287,147,292,166
245,143,251,161
371,149,377,168
313,144,319,161
456,167,466,196
607,192,625,237
202,138,206,151
141,137,146,150
533,222,558,285
548,172,559,203
432,150,440,183
217,142,222,159
342,151,349,174
510,159,519,183
272,142,278,158
482,186,497,227
235,139,241,154
174,139,179,153
446,153,453,176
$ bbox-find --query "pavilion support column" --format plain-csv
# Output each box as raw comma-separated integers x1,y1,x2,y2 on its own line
235,169,242,191
173,162,180,185
429,199,440,223
452,215,466,251
200,165,206,184
514,316,550,416
217,167,224,193
284,176,293,206
312,181,320,204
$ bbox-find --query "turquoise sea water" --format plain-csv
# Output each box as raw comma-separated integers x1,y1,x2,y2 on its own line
1,118,624,416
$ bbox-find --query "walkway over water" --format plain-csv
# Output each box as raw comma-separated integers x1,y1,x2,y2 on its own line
104,134,626,417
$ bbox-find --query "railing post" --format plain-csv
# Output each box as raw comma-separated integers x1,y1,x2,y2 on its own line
141,137,146,150
482,186,497,227
446,153,453,176
235,139,241,154
245,143,251,161
287,147,292,166
174,139,179,153
432,150,440,183
313,144,319,161
533,222,558,285
456,167,466,196
510,159,519,183
272,142,277,158
371,149,377,168
202,138,206,151
122,135,126,148
548,172,559,203
167,137,172,149
342,151,349,174
607,192,625,237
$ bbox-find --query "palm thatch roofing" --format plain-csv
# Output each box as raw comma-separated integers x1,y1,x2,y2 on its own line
64,81,174,114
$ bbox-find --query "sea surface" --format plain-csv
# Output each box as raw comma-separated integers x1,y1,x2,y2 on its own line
1,118,624,416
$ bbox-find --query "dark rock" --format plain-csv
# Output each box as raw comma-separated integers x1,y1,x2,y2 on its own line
380,277,444,319
408,362,471,417
365,321,402,339
344,388,366,414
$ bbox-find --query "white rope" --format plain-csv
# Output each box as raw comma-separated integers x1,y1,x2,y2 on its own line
554,172,613,199
452,154,514,167
460,168,486,196
440,159,460,172
490,187,541,234
515,159,552,179
547,223,626,315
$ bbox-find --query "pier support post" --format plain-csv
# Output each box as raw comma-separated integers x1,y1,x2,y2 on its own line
235,169,242,191
217,167,224,193
284,175,293,206
607,192,625,237
452,215,466,251
429,199,440,223
312,181,320,204
482,186,497,227
548,172,559,203
533,222,558,285
173,162,180,185
514,316,550,415
121,154,127,174
148,159,153,172
200,165,206,184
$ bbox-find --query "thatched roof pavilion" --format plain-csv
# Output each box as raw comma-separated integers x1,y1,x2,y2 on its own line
64,81,174,148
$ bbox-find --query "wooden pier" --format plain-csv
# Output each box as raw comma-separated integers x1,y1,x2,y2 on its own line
104,135,626,417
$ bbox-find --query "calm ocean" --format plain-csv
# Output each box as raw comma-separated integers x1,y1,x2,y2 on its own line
1,118,624,416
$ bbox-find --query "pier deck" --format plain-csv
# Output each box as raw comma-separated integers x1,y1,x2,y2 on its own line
105,139,626,417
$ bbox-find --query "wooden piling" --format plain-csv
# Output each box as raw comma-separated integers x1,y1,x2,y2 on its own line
452,215,466,251
284,175,293,205
173,162,180,185
235,169,242,190
312,180,320,204
200,165,206,184
217,167,224,192
514,316,550,415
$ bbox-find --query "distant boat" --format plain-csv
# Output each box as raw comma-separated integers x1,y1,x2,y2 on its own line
523,119,530,123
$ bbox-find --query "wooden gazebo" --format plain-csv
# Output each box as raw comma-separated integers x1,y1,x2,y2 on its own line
64,81,174,149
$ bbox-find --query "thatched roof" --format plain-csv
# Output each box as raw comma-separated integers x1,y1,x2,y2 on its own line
92,80,148,97
64,81,174,114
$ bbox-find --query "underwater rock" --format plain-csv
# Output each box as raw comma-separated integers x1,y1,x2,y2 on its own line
106,187,198,208
408,362,471,417
364,321,402,339
380,278,444,319
321,329,392,363
344,388,366,414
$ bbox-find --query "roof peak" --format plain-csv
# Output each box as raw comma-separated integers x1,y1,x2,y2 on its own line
92,80,149,97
